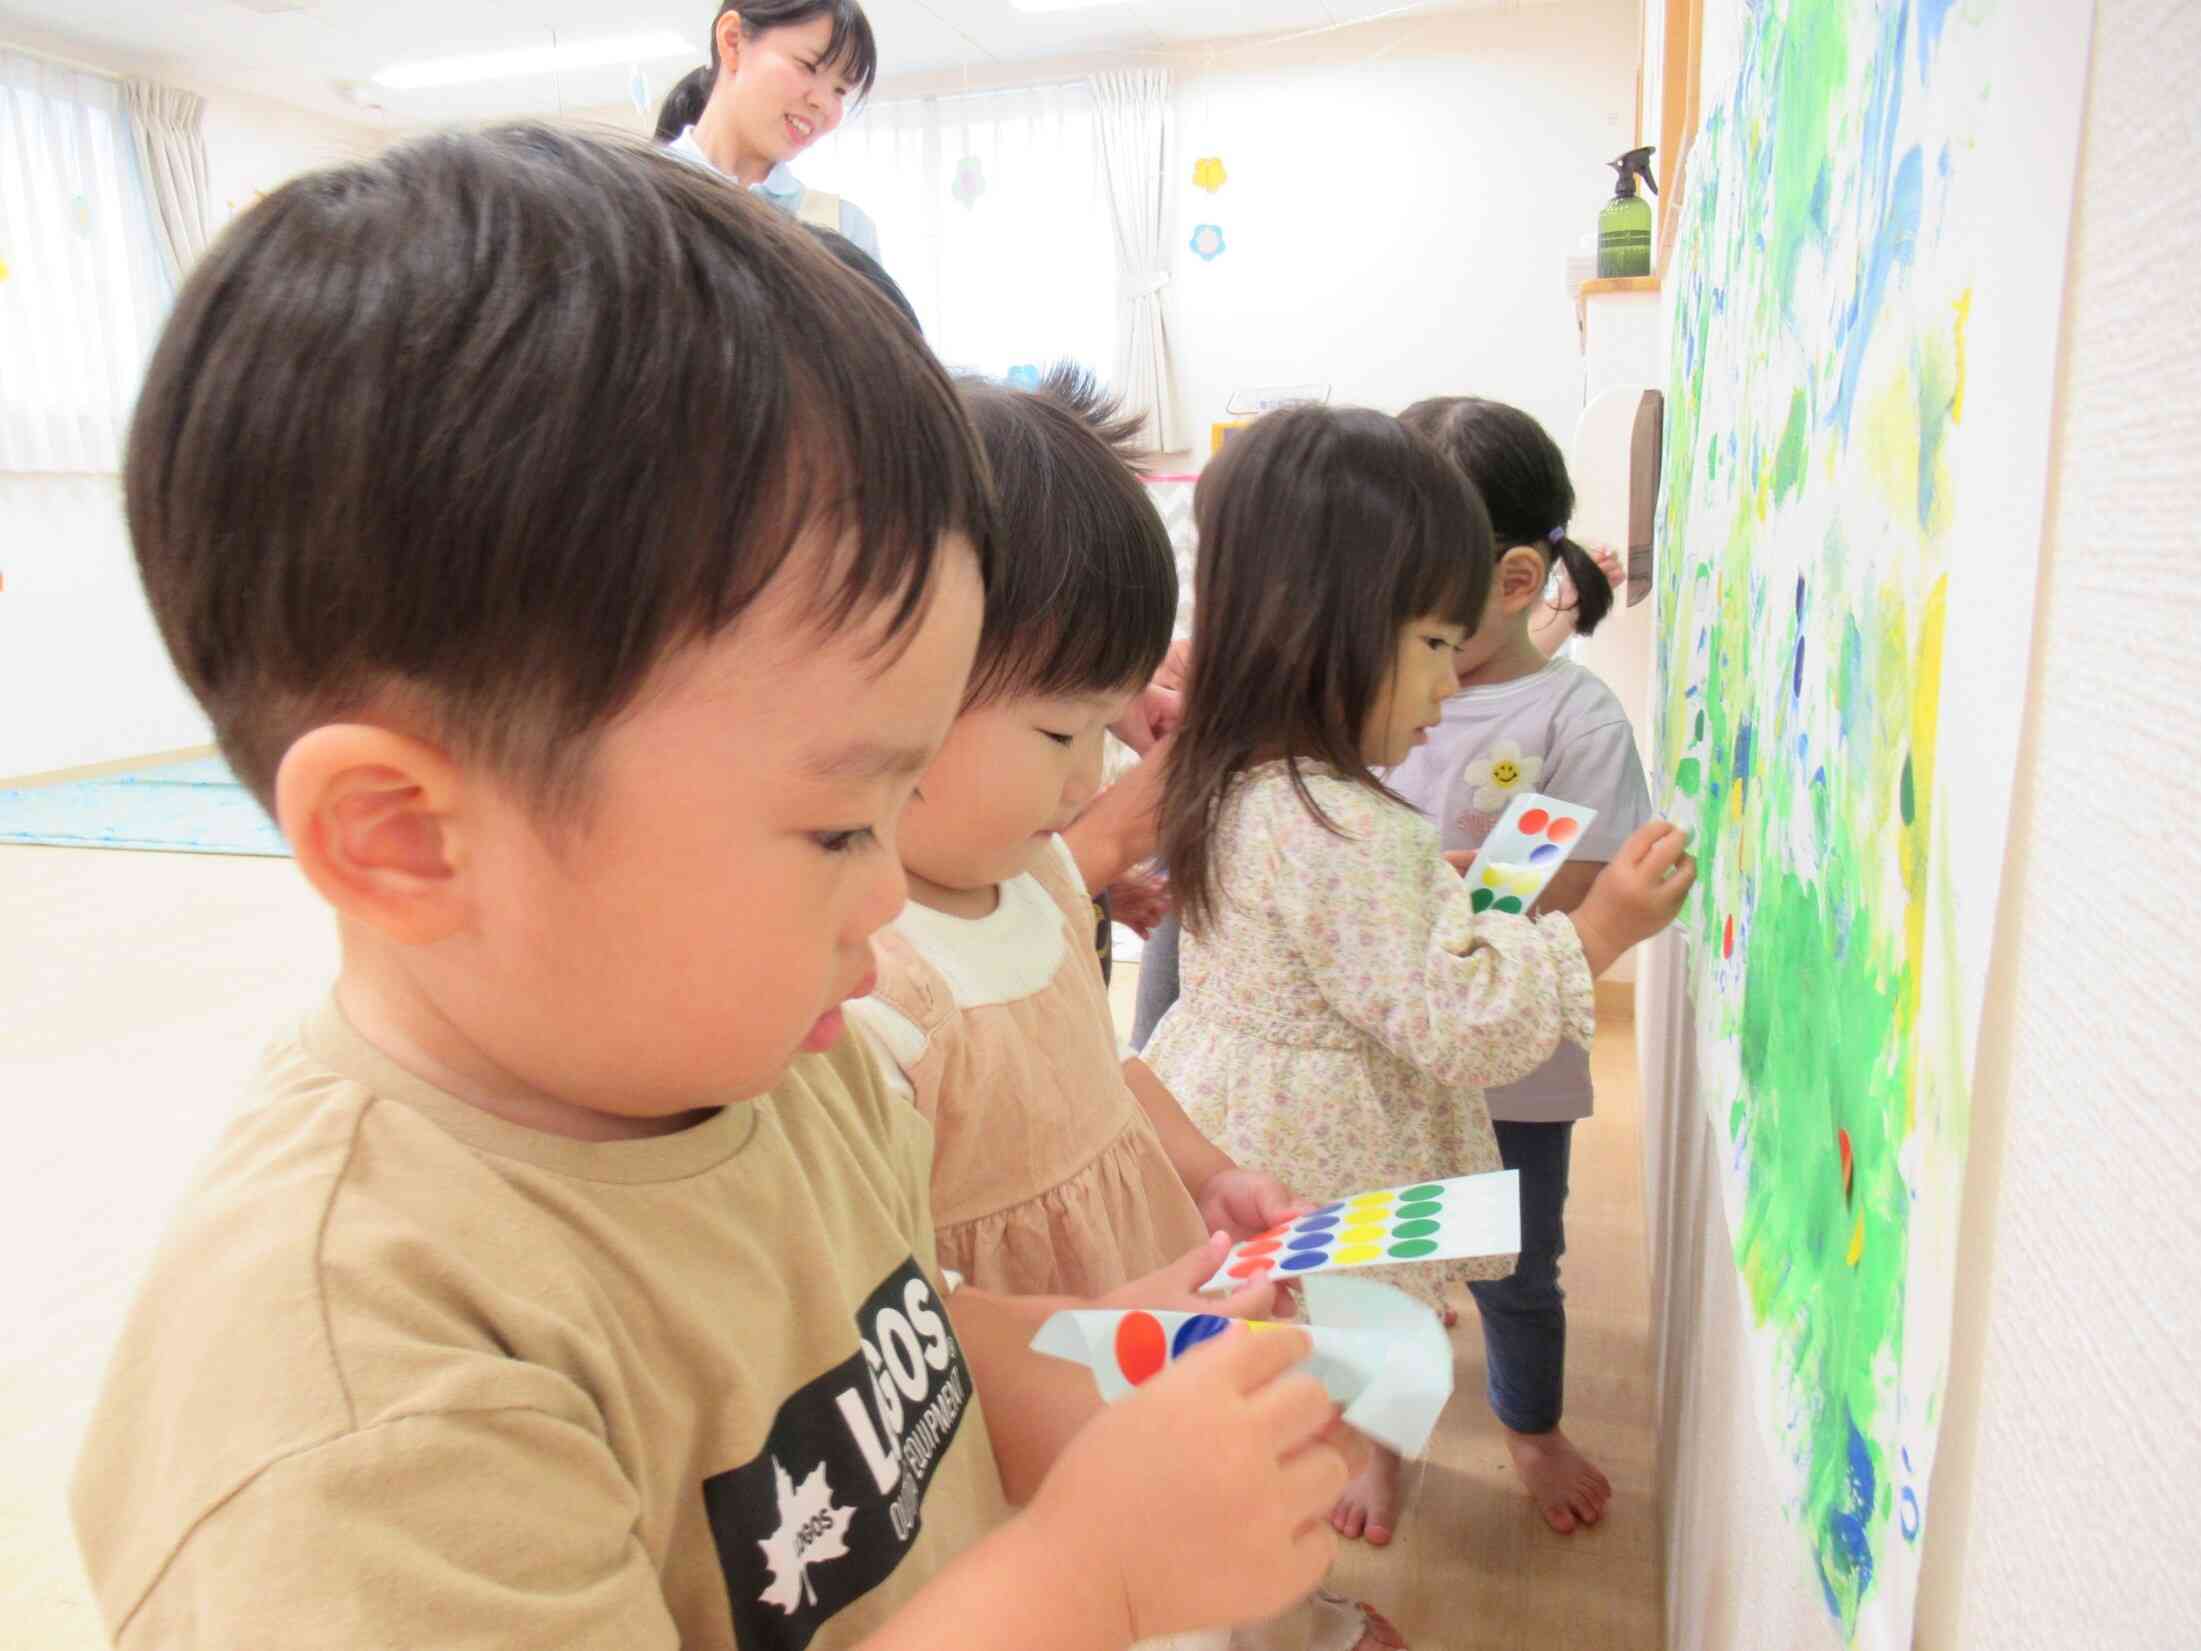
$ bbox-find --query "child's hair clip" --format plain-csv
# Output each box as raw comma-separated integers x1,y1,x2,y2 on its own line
1547,526,1568,545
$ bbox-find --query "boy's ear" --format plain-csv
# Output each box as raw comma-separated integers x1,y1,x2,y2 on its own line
275,725,473,946
1497,545,1549,614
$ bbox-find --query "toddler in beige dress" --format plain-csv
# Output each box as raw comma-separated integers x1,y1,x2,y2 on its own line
849,369,1411,1651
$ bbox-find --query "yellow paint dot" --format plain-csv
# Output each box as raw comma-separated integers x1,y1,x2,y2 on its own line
1340,1223,1387,1244
1846,1213,1865,1267
1348,1193,1394,1210
1481,868,1504,889
1246,1319,1285,1333
1330,1246,1384,1265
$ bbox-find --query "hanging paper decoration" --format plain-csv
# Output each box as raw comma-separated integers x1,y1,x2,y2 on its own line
629,66,653,120
1192,156,1227,193
951,156,986,208
1189,223,1227,262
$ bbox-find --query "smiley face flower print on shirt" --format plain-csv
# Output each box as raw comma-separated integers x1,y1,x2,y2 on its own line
1461,739,1544,813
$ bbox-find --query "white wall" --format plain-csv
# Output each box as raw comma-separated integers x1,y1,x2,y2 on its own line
1914,0,2201,1641
1167,0,1639,452
1646,2,2201,1646
0,39,386,779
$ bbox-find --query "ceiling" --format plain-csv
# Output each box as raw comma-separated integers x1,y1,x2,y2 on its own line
0,0,1523,130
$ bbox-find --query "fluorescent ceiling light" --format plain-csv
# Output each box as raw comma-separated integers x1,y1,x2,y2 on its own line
371,30,693,91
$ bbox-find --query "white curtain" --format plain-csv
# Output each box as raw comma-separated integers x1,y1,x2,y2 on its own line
798,82,1116,386
124,80,211,287
1089,69,1177,452
0,50,171,474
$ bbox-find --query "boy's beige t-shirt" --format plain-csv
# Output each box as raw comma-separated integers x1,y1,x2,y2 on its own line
71,1000,1009,1651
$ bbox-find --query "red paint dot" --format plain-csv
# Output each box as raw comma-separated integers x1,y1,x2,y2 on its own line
1228,1258,1275,1280
1520,808,1551,834
1239,1238,1284,1258
1547,817,1581,844
1723,914,1735,958
1115,1311,1168,1385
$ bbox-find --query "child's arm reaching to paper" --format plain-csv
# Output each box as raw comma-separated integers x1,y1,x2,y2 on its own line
1123,1056,1307,1240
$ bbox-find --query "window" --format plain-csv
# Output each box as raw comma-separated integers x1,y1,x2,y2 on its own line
0,50,170,474
798,81,1117,383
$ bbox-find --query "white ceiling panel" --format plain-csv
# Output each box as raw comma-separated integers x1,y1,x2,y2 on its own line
0,0,1529,128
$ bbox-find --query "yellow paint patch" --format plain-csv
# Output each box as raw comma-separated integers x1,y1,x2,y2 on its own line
1330,1246,1383,1265
1863,367,1923,525
1951,288,1973,422
1900,575,1949,1132
1846,1213,1865,1267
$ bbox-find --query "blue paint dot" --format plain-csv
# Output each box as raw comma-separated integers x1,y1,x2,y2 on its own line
1530,844,1560,865
1286,1231,1332,1252
1279,1250,1329,1272
1314,1202,1345,1215
1171,1314,1231,1358
1899,1487,1921,1542
1293,1213,1341,1233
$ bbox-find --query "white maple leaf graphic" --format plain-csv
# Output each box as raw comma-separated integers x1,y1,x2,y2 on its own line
757,1457,856,1615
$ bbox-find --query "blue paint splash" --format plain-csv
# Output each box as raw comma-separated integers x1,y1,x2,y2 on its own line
1818,1416,1879,1617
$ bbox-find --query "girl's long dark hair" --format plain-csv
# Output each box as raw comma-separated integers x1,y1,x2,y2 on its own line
1160,405,1494,936
1399,396,1613,636
653,66,713,142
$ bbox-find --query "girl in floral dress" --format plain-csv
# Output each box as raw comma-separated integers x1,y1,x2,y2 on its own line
1138,405,1693,1548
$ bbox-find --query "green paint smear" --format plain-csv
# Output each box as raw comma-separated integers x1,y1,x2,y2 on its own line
1899,754,1915,827
1734,857,1911,1628
1774,389,1810,502
1675,757,1703,797
1765,0,1850,303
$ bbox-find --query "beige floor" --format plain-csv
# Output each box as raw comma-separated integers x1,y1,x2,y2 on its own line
1,843,1659,1650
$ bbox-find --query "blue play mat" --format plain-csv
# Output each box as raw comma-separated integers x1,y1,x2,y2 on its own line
0,755,288,857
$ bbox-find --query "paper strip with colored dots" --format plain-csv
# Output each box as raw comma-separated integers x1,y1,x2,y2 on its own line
1460,793,1599,916
1198,1169,1521,1293
1030,1276,1454,1456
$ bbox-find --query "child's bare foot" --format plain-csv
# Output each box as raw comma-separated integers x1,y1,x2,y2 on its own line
1503,1425,1612,1534
1330,1443,1404,1546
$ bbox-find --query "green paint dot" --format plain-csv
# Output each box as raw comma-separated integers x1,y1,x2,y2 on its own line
1675,756,1703,797
1495,896,1524,914
1899,752,1915,826
1396,1201,1443,1220
1387,1239,1439,1260
1471,889,1495,913
1391,1219,1441,1239
1399,1184,1444,1200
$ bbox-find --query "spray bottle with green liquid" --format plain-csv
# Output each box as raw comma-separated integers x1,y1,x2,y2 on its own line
1596,146,1658,277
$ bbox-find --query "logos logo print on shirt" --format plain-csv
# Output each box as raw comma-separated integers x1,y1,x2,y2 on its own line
704,1258,973,1650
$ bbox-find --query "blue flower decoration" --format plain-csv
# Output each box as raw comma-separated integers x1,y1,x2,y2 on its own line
1189,223,1227,262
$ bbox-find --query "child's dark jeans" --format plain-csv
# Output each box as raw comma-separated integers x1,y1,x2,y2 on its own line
1468,1119,1575,1435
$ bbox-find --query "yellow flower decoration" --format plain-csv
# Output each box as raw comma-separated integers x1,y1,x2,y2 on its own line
1193,156,1228,193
